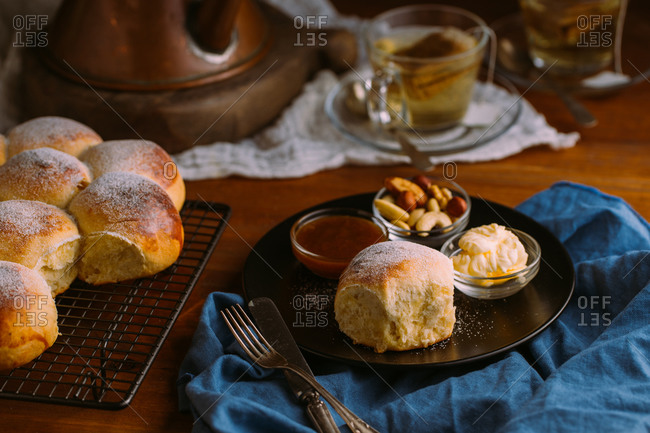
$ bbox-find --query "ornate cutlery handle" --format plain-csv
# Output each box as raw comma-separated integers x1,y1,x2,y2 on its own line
285,362,381,433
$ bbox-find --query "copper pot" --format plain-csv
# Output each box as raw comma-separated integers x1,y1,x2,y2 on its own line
43,0,270,90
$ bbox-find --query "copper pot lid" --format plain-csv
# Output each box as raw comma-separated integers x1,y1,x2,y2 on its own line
41,0,271,90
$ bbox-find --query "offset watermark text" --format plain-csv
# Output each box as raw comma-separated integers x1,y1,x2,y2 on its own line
442,161,458,180
577,295,611,327
13,295,50,327
163,161,178,180
292,294,328,327
294,15,327,47
576,15,614,48
13,15,48,47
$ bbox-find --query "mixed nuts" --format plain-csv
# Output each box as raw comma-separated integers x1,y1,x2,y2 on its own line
374,176,468,236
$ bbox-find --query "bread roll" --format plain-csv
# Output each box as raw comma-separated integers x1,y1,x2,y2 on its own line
0,147,92,208
0,261,58,371
0,200,80,296
335,241,455,353
68,172,184,285
7,116,102,158
80,139,185,210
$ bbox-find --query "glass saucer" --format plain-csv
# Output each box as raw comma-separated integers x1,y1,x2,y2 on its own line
325,73,522,156
491,13,650,96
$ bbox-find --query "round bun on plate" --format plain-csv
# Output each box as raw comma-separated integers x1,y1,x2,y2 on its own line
68,172,184,285
0,147,92,208
6,116,102,158
0,200,80,296
335,241,456,353
80,139,185,210
0,261,58,372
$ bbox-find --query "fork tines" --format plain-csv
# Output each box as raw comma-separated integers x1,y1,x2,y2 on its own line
221,305,380,433
220,304,273,362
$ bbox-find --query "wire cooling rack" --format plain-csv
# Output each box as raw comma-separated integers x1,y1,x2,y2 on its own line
0,200,231,409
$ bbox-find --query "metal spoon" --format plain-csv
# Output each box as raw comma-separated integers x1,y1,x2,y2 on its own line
344,80,434,172
498,38,597,127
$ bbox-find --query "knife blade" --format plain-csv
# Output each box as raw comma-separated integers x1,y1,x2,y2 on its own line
395,132,434,172
248,297,341,433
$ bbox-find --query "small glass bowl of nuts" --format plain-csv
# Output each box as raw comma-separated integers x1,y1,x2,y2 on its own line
372,175,471,248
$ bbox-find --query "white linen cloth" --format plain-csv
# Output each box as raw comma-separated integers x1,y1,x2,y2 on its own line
174,68,579,179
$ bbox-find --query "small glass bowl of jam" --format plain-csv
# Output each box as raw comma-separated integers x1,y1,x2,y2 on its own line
290,208,389,279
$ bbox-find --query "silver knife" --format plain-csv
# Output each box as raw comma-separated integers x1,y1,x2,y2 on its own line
248,297,341,433
395,132,434,172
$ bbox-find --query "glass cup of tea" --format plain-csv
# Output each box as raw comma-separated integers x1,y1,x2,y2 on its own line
519,0,626,78
364,5,489,132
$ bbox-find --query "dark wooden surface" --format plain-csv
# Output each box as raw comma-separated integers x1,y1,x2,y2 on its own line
3,0,650,431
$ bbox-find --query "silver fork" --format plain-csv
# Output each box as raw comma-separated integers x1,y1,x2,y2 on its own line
221,305,381,433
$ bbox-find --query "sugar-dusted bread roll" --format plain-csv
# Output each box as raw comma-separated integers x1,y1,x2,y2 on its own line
68,172,184,285
0,147,92,208
335,241,455,353
80,139,185,210
0,261,58,371
7,116,102,158
0,200,80,296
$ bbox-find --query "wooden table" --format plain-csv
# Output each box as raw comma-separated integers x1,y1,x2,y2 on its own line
3,0,649,431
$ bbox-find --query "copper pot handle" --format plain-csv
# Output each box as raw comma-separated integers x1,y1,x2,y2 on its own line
196,0,242,52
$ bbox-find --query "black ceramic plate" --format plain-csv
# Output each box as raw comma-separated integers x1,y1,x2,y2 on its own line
242,193,575,367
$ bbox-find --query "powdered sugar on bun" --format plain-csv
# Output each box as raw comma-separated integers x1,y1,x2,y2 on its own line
68,172,183,284
0,262,28,311
0,117,187,369
0,200,80,296
340,241,452,291
80,139,185,210
0,200,78,256
0,262,49,309
0,147,91,208
7,116,101,158
80,140,172,186
335,241,455,353
70,171,177,224
0,261,58,371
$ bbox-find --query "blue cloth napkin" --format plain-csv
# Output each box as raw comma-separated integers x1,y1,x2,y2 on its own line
178,182,650,433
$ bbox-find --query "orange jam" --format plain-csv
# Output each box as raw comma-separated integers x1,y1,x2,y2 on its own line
292,214,388,279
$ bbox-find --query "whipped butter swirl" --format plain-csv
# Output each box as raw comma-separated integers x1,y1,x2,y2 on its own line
452,223,528,278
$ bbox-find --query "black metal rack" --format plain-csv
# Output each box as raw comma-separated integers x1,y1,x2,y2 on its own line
0,200,231,409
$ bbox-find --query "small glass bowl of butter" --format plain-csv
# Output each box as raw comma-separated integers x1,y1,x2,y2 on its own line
440,224,541,299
